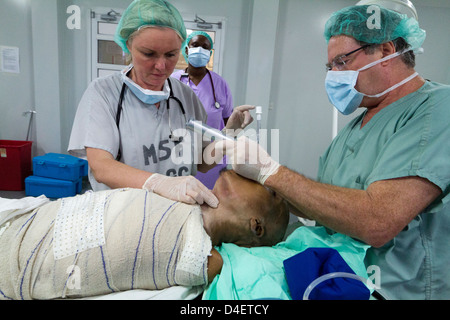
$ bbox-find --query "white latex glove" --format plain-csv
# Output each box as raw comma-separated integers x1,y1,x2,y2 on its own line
225,105,255,132
215,136,280,185
143,174,219,208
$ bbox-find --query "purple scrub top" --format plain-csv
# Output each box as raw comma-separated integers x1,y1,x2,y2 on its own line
171,70,234,189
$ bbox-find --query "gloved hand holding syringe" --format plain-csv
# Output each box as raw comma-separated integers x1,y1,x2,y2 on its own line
186,105,263,143
204,105,280,185
186,119,235,142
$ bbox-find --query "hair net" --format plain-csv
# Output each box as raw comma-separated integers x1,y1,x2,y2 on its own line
182,31,214,63
115,0,187,54
324,5,426,50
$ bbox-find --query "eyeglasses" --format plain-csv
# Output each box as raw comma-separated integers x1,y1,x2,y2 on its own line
326,44,371,71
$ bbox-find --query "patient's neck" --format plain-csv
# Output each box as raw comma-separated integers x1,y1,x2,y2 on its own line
200,204,224,247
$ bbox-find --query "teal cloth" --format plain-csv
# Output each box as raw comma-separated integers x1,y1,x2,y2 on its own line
318,81,450,299
203,226,369,300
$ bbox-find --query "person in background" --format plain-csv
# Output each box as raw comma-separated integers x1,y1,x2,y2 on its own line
68,0,253,207
216,5,450,299
172,31,234,189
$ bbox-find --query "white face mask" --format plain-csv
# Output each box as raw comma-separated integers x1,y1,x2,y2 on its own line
187,47,211,68
325,49,419,115
121,65,170,105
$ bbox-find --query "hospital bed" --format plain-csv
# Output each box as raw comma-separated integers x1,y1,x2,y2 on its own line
81,222,376,300
1,196,377,300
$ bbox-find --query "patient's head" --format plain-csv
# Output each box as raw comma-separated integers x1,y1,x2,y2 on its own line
201,170,289,247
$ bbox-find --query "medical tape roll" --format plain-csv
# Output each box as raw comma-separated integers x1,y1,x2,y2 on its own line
53,191,106,260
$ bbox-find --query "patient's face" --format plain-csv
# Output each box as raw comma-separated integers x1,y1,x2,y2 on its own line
213,170,285,220
206,170,288,247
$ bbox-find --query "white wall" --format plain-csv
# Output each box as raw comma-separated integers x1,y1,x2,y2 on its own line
269,0,356,178
31,0,62,155
1,0,449,180
0,0,35,143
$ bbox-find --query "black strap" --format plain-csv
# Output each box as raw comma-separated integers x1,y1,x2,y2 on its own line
181,68,218,106
116,83,127,129
115,83,127,161
206,69,218,104
167,77,185,115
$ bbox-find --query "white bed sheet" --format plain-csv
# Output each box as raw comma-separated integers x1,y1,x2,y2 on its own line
79,286,204,300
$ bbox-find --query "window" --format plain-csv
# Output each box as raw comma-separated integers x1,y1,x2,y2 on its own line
90,10,126,79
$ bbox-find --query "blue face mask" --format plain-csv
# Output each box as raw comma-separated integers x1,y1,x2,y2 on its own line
325,49,418,115
187,47,211,68
121,65,170,105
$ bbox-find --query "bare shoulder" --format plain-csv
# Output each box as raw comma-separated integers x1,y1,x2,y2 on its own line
207,248,223,283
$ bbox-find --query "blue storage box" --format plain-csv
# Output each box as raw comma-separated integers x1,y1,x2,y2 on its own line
25,175,82,199
33,153,88,181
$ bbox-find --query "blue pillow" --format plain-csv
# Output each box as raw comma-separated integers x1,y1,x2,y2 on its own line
283,247,370,300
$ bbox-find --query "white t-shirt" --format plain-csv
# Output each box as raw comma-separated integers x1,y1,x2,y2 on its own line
68,72,207,191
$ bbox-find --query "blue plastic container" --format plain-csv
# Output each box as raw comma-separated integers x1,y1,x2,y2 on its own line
33,153,88,182
25,175,82,198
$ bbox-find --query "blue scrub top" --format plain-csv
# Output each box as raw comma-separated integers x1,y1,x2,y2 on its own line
317,81,450,299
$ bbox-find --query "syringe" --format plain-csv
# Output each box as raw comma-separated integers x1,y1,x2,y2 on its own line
256,106,262,144
186,119,234,142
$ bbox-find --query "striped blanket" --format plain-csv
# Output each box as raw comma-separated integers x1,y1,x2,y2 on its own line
0,189,211,300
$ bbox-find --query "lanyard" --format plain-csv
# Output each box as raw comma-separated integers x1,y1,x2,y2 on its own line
181,69,220,109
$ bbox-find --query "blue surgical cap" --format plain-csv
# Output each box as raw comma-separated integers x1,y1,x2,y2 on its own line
324,5,426,50
182,31,214,63
115,0,187,54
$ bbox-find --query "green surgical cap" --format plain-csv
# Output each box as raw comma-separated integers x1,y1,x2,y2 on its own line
182,30,214,63
324,5,426,50
115,0,187,54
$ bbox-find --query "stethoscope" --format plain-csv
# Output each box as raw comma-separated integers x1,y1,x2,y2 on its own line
115,77,187,161
180,68,221,109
